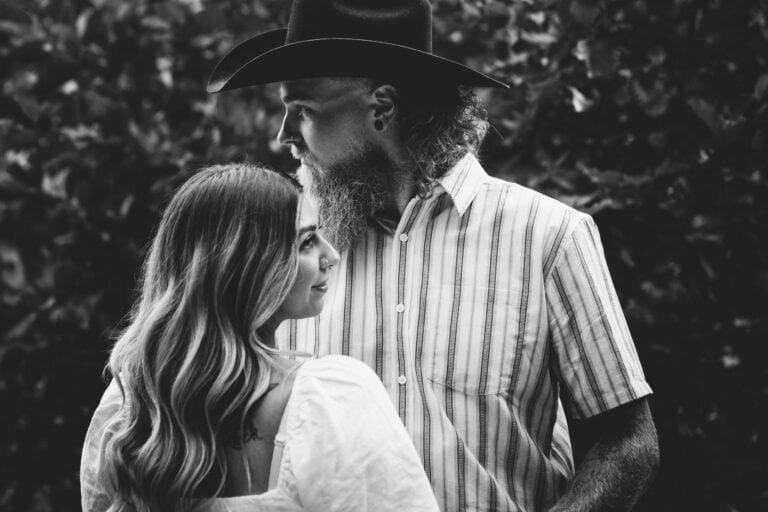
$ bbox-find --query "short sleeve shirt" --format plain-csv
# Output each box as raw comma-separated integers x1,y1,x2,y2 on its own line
276,153,652,511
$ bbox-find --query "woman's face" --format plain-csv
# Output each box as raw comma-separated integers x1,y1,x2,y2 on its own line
273,197,340,322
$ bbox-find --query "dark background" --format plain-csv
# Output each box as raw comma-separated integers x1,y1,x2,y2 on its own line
1,0,766,510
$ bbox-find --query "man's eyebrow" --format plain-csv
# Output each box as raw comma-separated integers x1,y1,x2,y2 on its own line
281,92,313,103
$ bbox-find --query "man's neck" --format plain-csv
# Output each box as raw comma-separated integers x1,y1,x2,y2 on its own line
370,170,415,224
385,154,418,219
395,175,417,216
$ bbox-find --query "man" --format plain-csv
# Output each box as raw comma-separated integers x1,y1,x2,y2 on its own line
208,0,659,510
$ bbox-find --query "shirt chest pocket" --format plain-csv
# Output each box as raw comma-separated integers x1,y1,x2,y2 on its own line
421,285,522,397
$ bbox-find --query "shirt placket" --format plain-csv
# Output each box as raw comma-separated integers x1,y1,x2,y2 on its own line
389,197,426,423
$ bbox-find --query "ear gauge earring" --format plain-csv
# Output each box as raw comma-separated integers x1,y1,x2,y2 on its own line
374,120,384,131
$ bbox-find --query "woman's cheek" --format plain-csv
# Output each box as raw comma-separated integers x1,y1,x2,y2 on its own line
294,256,315,289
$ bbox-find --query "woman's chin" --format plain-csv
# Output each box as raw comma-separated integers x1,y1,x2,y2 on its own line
290,302,325,321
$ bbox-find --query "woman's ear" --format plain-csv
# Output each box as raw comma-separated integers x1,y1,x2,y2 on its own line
371,84,398,131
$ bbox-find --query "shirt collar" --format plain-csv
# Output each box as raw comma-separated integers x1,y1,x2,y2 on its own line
368,215,398,236
368,152,487,234
435,152,488,216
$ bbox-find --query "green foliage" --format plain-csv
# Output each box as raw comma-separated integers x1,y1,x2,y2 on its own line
1,0,766,510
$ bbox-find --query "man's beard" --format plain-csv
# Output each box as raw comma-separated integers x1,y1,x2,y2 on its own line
297,144,401,252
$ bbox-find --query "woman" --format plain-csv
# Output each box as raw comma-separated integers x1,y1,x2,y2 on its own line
79,164,438,511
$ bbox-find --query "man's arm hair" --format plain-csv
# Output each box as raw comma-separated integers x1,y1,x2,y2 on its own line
550,397,660,512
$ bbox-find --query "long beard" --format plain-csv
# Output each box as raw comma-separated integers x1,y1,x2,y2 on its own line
298,145,400,252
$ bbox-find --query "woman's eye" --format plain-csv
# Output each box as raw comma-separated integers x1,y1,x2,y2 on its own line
300,233,316,250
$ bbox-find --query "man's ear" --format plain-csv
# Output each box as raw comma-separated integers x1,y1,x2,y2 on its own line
371,84,398,130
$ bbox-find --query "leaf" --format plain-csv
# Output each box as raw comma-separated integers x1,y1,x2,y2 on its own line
4,149,31,171
573,39,589,62
687,98,720,133
140,16,172,31
485,1,512,29
0,242,26,306
59,80,79,95
721,351,741,369
557,192,599,209
520,30,558,46
179,0,205,15
75,9,93,39
41,168,70,199
586,197,625,215
568,86,594,112
8,93,43,123
156,56,174,88
584,39,617,78
527,12,546,25
60,124,102,149
154,1,189,24
631,79,671,117
0,20,26,36
569,0,601,26
753,74,768,100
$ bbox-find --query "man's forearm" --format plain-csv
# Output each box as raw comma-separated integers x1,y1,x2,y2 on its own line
549,399,660,512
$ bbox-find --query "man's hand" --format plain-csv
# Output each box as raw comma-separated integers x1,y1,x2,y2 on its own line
550,398,659,512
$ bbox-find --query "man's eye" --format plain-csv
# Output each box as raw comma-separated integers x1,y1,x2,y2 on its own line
296,106,308,119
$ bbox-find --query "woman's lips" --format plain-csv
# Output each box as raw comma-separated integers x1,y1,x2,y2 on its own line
312,282,328,292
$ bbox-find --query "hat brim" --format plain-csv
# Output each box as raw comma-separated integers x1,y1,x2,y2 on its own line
207,29,508,92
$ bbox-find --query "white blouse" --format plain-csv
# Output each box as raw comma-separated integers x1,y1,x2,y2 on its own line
80,356,438,512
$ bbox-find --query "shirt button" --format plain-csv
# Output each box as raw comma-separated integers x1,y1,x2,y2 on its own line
398,375,407,385
395,303,405,313
399,233,409,243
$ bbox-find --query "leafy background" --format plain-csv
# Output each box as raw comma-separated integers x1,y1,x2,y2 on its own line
1,0,766,510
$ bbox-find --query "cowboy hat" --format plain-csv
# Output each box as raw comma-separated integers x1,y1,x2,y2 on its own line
207,0,508,92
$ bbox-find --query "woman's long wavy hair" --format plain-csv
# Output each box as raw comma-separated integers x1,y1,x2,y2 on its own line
102,164,301,511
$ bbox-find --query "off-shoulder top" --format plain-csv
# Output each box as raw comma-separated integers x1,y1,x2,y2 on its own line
80,356,438,511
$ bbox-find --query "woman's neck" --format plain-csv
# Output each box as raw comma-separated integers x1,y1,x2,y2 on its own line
259,317,282,348
258,318,281,348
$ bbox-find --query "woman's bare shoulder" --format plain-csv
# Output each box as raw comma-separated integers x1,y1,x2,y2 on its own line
222,358,302,496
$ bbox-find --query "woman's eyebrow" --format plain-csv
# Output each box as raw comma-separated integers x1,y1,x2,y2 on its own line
298,224,317,234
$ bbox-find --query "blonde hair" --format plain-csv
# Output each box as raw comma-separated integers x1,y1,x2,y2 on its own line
102,164,301,511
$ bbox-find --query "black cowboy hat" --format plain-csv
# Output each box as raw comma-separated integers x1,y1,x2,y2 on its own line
207,0,508,93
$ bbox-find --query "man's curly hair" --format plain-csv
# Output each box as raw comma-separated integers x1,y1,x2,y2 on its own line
341,77,488,197
392,82,489,197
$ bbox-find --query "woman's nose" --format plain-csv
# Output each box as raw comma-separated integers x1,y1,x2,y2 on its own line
320,241,340,271
327,245,340,268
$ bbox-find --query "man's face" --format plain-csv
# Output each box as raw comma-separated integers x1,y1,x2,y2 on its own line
278,77,374,170
277,78,400,251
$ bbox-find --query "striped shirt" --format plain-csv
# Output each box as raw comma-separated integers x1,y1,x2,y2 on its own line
276,153,652,511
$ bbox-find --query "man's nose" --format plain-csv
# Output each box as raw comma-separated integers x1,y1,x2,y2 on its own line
277,111,297,146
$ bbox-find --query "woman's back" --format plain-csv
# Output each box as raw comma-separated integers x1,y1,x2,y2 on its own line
219,358,300,497
82,356,439,511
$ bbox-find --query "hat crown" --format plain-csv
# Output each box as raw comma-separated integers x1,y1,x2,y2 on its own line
286,0,432,52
